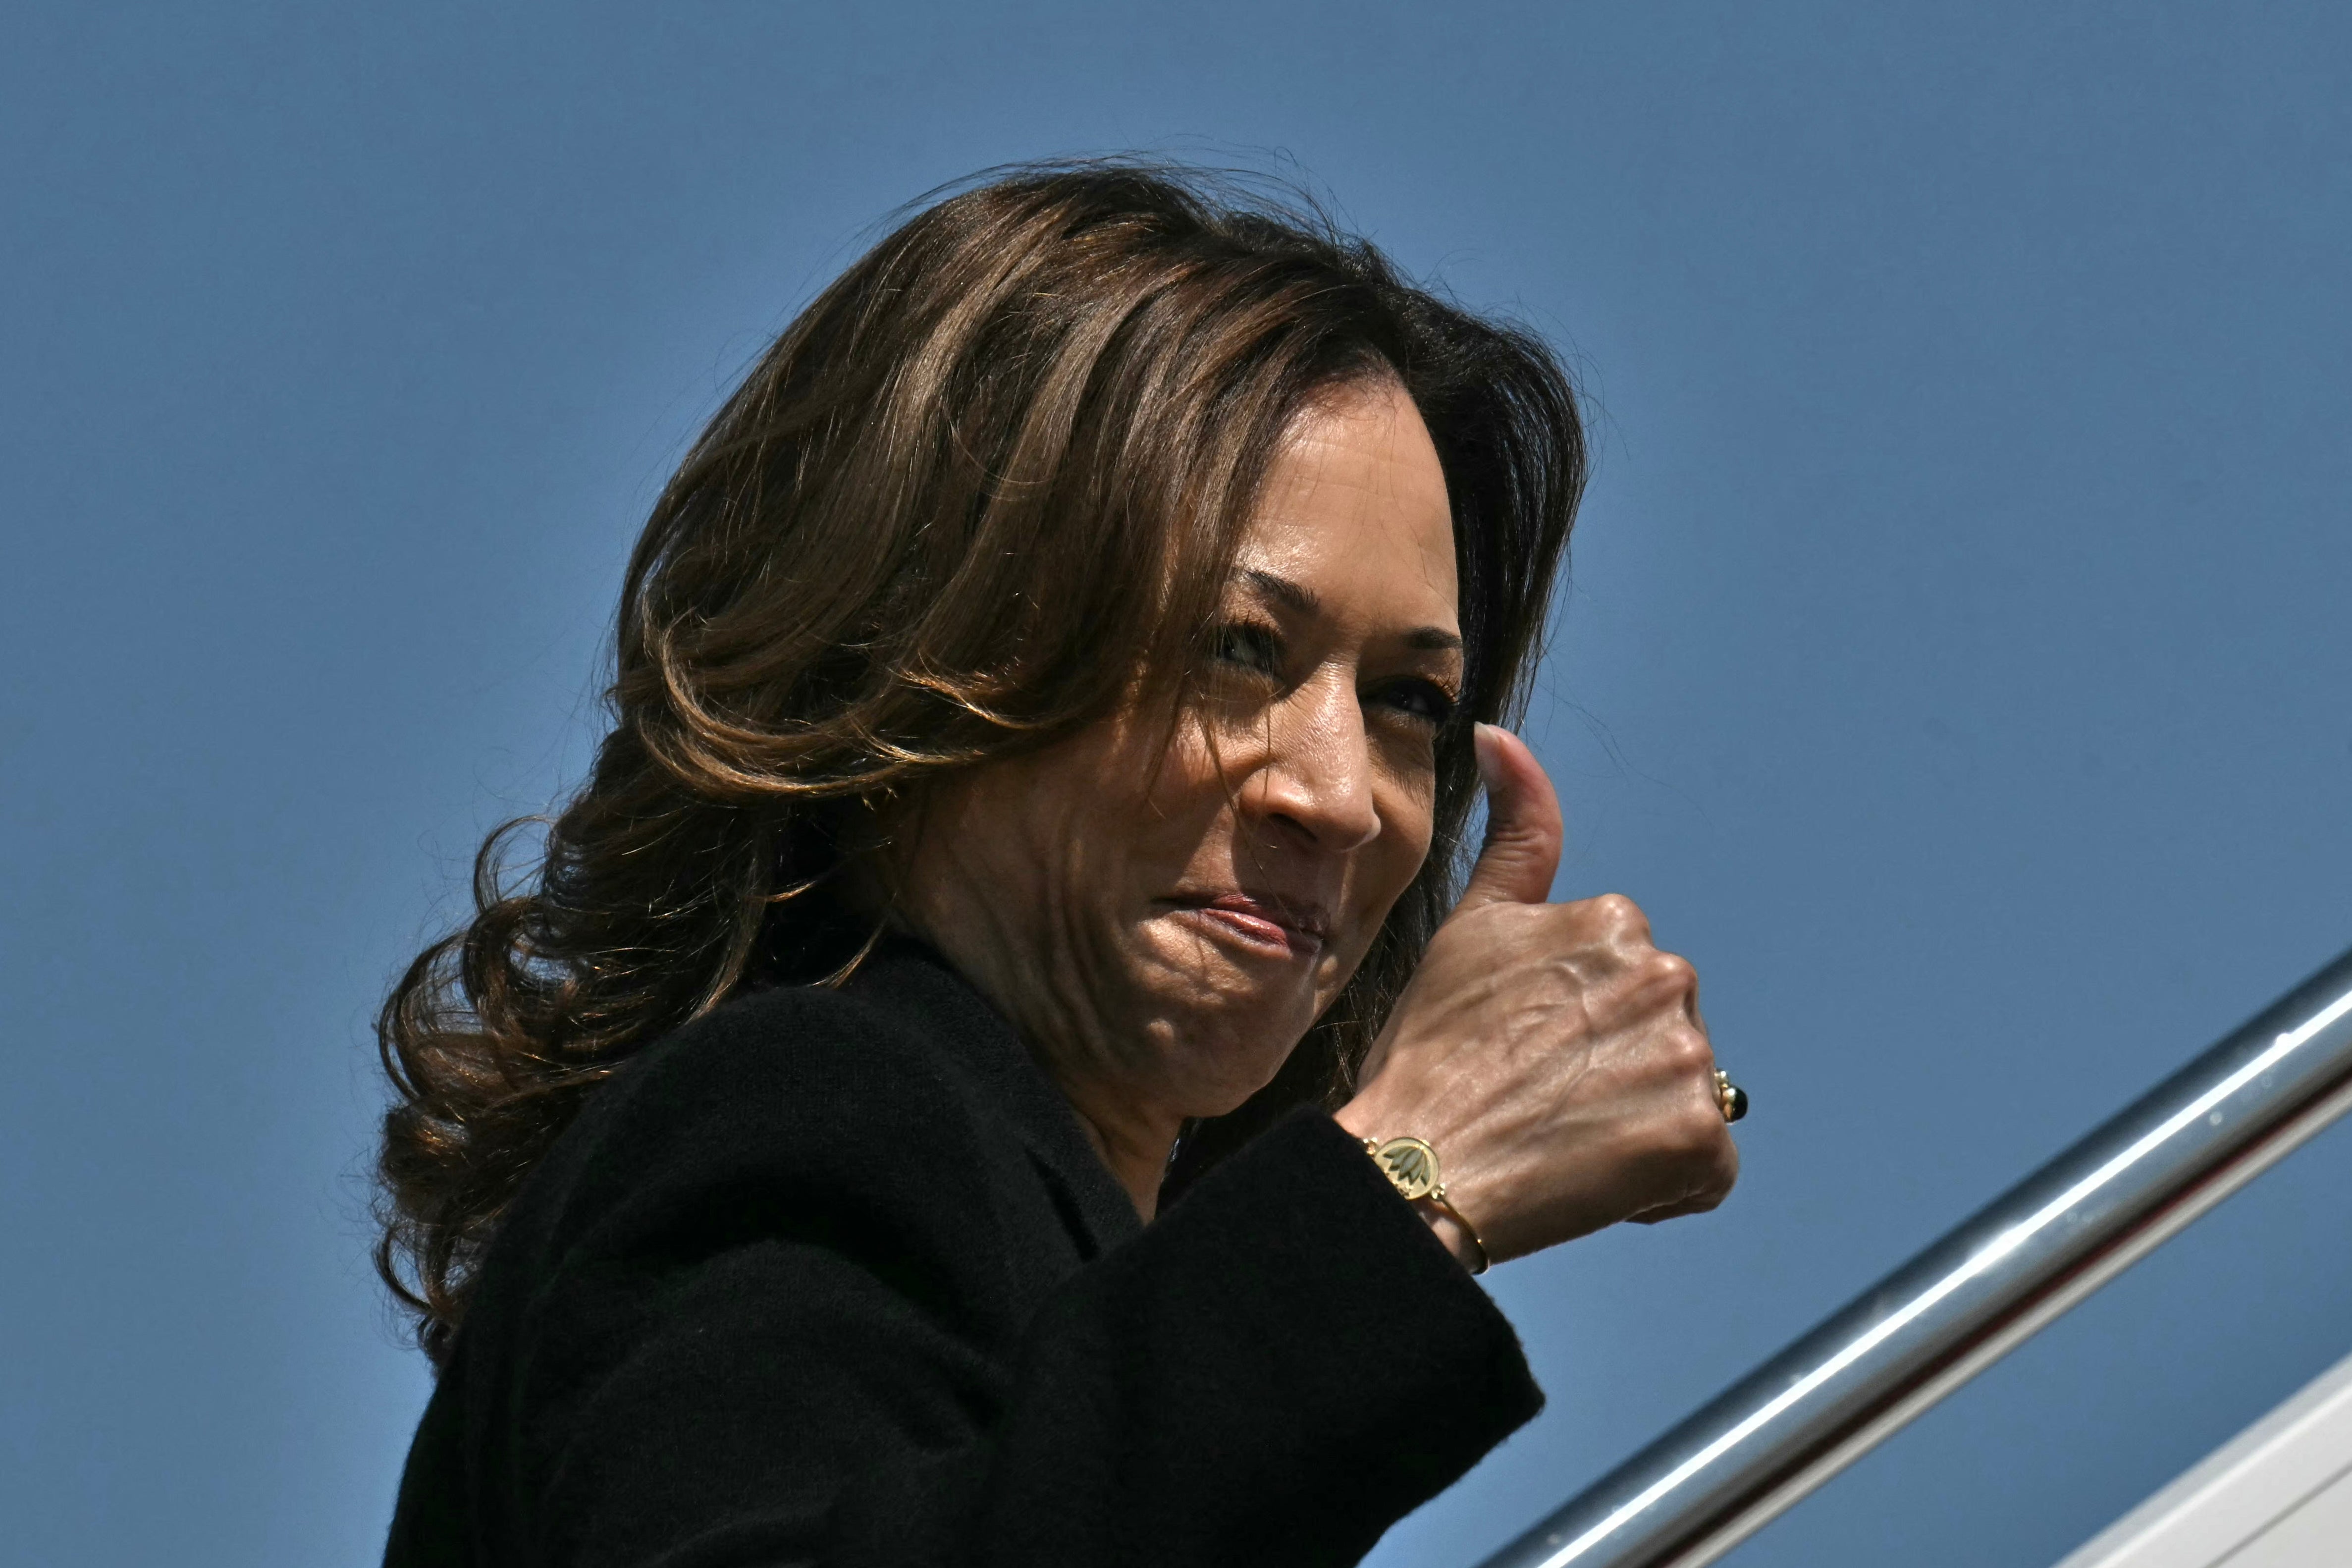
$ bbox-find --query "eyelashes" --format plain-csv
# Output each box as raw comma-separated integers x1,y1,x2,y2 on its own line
1212,619,1284,677
1208,618,1459,729
1375,677,1458,728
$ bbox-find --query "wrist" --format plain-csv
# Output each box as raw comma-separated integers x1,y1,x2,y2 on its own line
1333,1087,1406,1144
1342,1122,1494,1276
1418,1202,1486,1274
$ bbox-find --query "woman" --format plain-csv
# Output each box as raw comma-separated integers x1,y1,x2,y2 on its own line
376,162,1741,1568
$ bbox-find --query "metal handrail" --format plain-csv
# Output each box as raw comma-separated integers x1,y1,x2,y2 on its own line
1474,945,2352,1568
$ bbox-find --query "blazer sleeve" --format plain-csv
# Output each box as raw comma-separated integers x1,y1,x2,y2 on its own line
517,1107,1542,1568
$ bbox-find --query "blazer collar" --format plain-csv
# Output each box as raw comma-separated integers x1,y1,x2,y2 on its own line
843,936,1143,1257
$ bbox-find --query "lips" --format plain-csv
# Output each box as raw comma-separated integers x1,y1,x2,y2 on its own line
1164,890,1332,959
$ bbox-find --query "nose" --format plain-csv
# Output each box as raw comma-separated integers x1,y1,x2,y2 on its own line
1246,673,1381,854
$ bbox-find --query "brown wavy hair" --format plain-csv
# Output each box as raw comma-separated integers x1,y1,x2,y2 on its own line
375,161,1586,1362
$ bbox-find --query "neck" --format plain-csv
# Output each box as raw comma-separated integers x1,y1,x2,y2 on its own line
862,850,1184,1221
1059,1080,1184,1222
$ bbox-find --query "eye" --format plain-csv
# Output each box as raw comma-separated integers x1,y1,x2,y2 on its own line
1370,676,1458,728
1211,619,1284,678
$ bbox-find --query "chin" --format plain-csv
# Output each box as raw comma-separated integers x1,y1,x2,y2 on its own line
1136,922,1316,1022
1123,915,1346,1108
1148,984,1323,1117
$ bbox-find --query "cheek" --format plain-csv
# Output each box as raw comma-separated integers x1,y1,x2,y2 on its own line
1033,718,1230,901
1345,778,1440,940
1159,709,1242,788
1132,718,1247,841
1373,814,1436,906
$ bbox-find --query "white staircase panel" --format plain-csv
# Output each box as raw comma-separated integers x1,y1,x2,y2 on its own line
2054,1350,2352,1568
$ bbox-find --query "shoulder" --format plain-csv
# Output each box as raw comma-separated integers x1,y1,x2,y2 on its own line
444,967,1018,1356
507,937,1108,1252
544,966,1004,1225
615,973,973,1133
456,938,1132,1354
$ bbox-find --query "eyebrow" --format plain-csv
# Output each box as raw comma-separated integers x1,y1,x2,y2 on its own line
1242,568,1321,616
1240,567,1464,653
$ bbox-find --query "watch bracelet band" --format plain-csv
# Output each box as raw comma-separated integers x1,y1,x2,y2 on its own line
1360,1136,1492,1275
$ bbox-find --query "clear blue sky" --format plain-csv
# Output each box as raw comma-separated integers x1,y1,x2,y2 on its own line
4,5,2348,1565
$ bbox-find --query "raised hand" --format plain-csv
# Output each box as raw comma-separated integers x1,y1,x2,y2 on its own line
1336,725,1739,1267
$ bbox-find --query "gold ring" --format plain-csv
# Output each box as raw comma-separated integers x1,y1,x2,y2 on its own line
1715,1068,1749,1124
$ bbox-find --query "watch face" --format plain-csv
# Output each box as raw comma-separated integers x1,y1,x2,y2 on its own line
1373,1136,1440,1201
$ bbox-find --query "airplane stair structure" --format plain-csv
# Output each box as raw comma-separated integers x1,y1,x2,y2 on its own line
1471,946,2352,1568
2052,1349,2352,1568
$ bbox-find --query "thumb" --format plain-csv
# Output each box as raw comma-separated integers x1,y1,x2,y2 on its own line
1455,724,1564,910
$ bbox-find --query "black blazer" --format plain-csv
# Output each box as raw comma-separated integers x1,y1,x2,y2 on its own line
383,938,1542,1568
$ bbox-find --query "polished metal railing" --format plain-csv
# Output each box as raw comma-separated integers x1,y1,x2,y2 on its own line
1475,945,2352,1568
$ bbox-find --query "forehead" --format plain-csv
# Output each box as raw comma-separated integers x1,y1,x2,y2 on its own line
1237,380,1460,630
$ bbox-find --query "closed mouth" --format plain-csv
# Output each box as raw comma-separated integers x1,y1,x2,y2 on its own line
1161,890,1332,958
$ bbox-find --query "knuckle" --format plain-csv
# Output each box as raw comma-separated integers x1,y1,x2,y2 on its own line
1641,949,1698,994
1588,892,1649,936
1664,1025,1715,1076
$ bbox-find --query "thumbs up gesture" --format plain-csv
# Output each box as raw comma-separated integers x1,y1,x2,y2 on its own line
1336,725,1740,1268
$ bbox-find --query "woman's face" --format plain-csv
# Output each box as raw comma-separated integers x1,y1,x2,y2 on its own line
897,378,1462,1141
